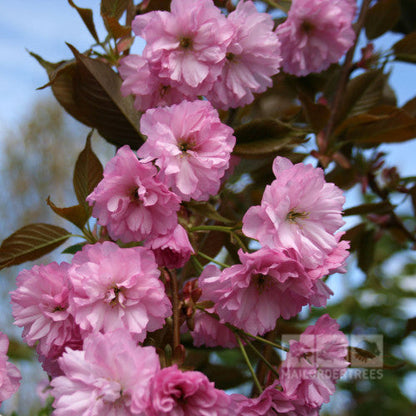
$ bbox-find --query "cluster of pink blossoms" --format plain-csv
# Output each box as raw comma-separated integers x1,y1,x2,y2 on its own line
4,0,359,413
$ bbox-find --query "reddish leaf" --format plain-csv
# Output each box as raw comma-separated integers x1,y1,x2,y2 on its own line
46,197,90,230
68,44,144,148
102,15,131,39
402,96,416,117
101,0,129,20
298,92,330,132
365,0,401,40
0,224,71,270
138,0,171,12
342,223,367,253
393,31,416,63
335,106,416,145
73,132,104,206
68,0,99,43
343,202,393,216
358,229,376,273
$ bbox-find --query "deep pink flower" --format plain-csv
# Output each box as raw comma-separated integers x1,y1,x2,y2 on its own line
199,249,314,335
119,55,190,111
138,100,236,201
51,330,160,415
68,242,171,341
10,262,81,358
243,157,345,269
280,314,349,408
275,0,356,76
133,0,233,96
206,0,281,109
144,224,194,269
87,145,180,243
232,381,294,415
190,309,238,349
0,332,21,404
146,365,234,416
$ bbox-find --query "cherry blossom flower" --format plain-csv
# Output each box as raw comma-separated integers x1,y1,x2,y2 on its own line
138,100,236,201
243,157,345,269
0,332,21,404
190,309,238,349
119,55,190,111
199,249,314,335
10,262,81,359
87,145,180,243
280,314,349,409
133,0,233,96
51,330,160,415
206,0,281,109
68,242,171,342
144,224,194,269
146,365,234,416
275,0,356,76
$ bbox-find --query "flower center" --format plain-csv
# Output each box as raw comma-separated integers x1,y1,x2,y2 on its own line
106,286,125,307
286,209,309,223
177,139,195,155
253,273,270,294
160,84,170,98
226,52,235,61
301,20,315,34
179,36,193,49
52,305,65,312
130,187,141,203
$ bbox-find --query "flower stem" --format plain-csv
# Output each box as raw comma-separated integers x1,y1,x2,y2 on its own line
190,225,234,233
197,252,229,269
236,334,263,394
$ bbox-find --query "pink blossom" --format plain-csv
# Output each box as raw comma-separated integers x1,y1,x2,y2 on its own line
146,365,234,416
199,250,314,335
87,145,180,243
0,332,21,404
280,314,349,408
138,100,236,201
119,55,190,111
275,0,356,76
51,330,160,415
206,0,281,109
68,242,171,341
10,262,81,358
243,157,345,269
232,381,294,415
133,0,233,96
144,224,194,269
190,309,238,349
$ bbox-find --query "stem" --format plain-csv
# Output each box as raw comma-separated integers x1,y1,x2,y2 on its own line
324,0,372,145
240,333,280,379
197,252,229,269
262,0,287,13
191,256,204,274
231,231,248,252
167,269,181,351
238,329,289,352
190,225,234,233
236,334,263,394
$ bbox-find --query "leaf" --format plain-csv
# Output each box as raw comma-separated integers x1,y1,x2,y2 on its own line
405,317,416,335
358,229,376,273
393,31,416,63
184,201,233,224
233,119,305,159
342,223,367,252
102,15,131,39
101,0,129,20
73,132,104,206
298,91,330,132
62,243,87,255
68,0,99,43
335,106,416,145
365,0,401,40
337,70,389,122
138,0,171,12
0,224,71,270
392,0,416,34
203,364,249,390
402,96,416,117
46,197,90,230
67,44,144,148
343,201,393,216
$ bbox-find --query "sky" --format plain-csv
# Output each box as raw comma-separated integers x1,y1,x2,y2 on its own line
0,0,416,411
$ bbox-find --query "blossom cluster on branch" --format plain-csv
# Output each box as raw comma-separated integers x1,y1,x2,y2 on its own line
2,0,364,414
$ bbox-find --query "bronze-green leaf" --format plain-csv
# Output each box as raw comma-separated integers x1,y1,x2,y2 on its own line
67,44,144,148
0,224,71,270
343,201,393,216
101,0,129,20
365,0,401,40
393,31,416,63
73,132,104,206
46,196,90,230
68,0,99,43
